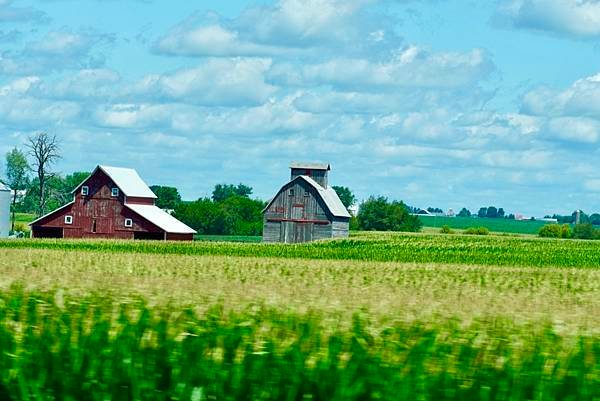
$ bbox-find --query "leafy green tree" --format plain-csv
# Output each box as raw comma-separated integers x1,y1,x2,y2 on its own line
357,196,422,232
212,183,253,202
478,207,487,218
332,186,356,211
4,148,30,231
497,208,505,218
572,223,597,240
457,208,471,217
539,224,571,239
150,185,182,210
590,213,600,226
486,206,498,218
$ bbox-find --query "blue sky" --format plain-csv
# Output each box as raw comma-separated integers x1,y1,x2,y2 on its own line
1,0,600,216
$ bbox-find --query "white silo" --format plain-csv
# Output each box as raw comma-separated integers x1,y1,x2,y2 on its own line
0,183,11,238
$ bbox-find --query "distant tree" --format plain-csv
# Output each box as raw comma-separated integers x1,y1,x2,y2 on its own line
357,196,422,232
173,195,265,236
26,133,60,215
486,206,498,219
427,207,443,214
590,213,600,226
539,224,571,239
332,186,356,211
457,208,471,218
212,183,253,203
478,207,488,218
150,185,182,210
507,213,515,220
497,208,505,218
54,172,90,205
572,223,597,240
4,148,30,231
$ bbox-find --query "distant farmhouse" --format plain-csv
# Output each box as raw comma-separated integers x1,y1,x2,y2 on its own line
263,162,350,243
30,165,196,241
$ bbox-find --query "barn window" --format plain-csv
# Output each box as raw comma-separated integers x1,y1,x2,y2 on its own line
289,189,295,196
92,219,97,233
125,218,133,228
304,190,310,197
111,188,119,197
64,215,73,225
81,186,89,196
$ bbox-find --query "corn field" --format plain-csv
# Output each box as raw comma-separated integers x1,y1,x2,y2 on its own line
1,231,600,267
0,234,598,400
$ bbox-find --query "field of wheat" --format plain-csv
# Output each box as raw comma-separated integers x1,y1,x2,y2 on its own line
0,234,598,400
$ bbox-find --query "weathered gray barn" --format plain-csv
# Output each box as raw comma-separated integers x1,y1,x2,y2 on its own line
263,162,350,243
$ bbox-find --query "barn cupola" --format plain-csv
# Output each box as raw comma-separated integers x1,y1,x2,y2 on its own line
290,162,331,188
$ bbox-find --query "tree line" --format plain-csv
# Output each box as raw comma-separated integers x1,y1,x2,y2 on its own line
2,136,422,236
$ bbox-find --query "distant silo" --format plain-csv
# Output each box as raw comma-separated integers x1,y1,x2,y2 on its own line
0,183,11,238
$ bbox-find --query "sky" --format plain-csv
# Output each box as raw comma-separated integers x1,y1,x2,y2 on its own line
1,0,600,217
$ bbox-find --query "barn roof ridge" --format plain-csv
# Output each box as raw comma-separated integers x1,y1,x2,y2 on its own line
263,175,350,219
72,165,158,199
289,161,331,171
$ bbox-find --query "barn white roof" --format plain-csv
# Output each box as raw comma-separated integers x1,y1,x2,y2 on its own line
99,166,158,199
126,204,196,234
301,176,351,218
0,183,10,191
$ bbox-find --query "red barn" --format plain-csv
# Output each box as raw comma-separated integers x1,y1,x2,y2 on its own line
30,165,196,241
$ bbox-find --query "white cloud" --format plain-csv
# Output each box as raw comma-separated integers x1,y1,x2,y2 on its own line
268,48,493,90
548,117,600,143
497,0,600,38
130,58,277,107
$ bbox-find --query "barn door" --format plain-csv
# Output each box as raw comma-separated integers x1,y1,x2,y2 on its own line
96,218,113,234
280,221,294,243
295,223,313,243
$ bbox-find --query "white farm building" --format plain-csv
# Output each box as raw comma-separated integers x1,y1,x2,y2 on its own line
0,183,10,237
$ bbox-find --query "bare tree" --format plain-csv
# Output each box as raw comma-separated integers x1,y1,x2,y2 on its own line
26,133,61,216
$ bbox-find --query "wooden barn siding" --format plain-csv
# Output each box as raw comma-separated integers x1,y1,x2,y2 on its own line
262,221,281,243
331,219,350,238
290,169,328,188
32,170,163,239
166,233,194,241
264,179,344,243
126,196,155,205
264,180,329,222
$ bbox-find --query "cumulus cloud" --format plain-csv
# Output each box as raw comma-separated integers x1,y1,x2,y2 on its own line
269,47,493,90
522,73,600,118
129,58,277,107
0,29,115,75
496,0,600,38
155,0,399,57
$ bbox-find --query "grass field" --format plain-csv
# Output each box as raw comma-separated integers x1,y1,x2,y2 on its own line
0,234,598,400
418,215,549,234
194,234,262,242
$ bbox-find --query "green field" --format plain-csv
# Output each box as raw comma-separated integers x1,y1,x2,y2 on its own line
0,234,598,400
194,234,262,243
418,215,550,234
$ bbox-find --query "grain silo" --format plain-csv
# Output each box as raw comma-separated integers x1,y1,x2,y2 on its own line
0,183,11,238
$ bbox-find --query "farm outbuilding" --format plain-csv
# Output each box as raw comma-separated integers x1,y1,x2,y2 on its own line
0,183,10,238
30,165,196,241
263,162,350,243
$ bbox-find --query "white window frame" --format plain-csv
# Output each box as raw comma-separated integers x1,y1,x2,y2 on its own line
111,187,119,197
81,186,89,196
65,215,73,225
289,189,295,196
124,218,133,228
304,190,310,197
